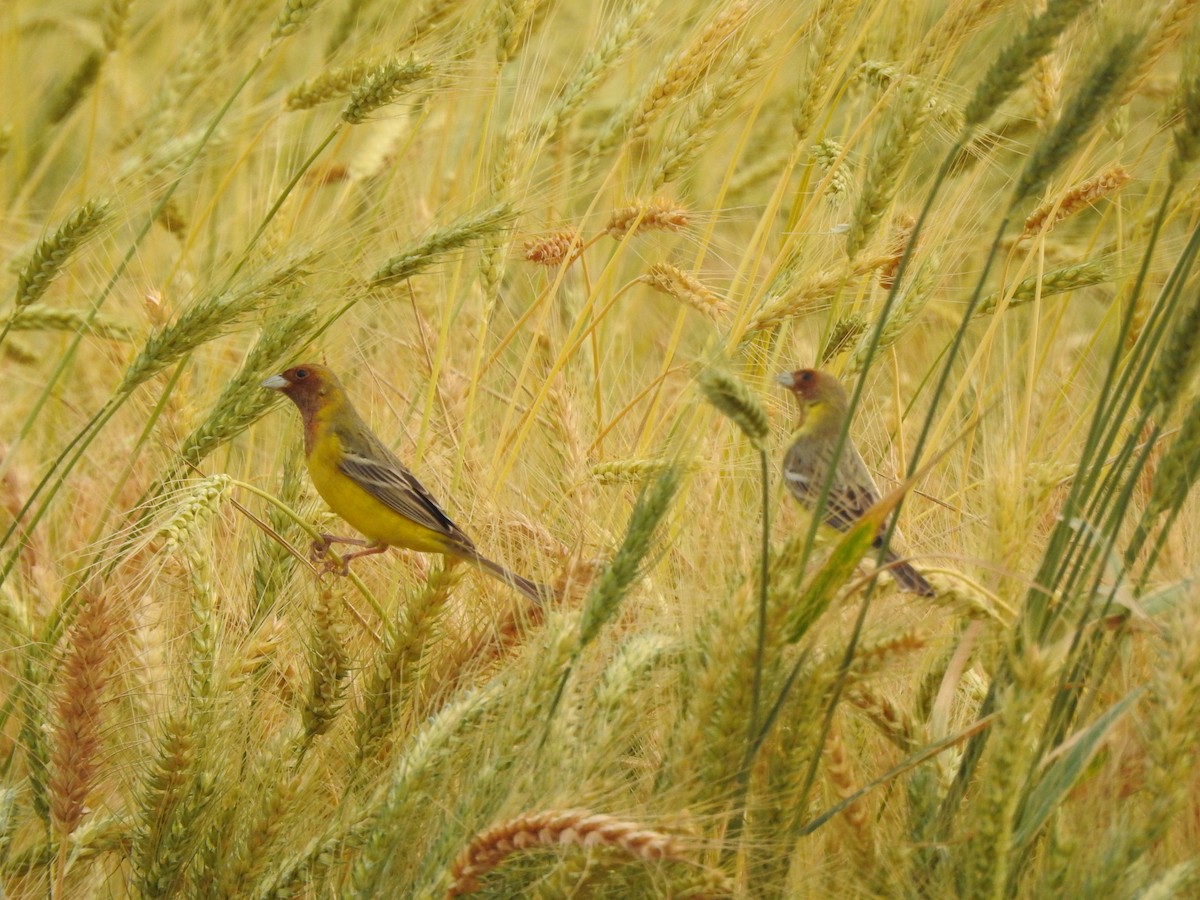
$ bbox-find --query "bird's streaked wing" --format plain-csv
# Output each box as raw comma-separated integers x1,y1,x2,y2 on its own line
784,462,880,533
339,448,461,537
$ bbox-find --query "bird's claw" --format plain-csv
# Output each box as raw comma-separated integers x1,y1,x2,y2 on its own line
309,535,331,564
310,535,351,576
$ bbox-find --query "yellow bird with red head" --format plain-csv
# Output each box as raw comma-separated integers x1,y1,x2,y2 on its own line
777,368,934,596
264,363,552,604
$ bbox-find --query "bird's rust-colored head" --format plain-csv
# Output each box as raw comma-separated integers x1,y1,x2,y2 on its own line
263,363,342,401
776,368,850,431
264,364,346,446
776,368,848,405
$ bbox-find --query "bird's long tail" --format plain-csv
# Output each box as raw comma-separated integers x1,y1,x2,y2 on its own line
469,551,556,605
885,555,935,597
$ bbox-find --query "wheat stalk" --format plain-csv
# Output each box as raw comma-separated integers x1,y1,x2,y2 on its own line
1119,0,1199,106
1014,36,1139,203
650,38,767,189
287,58,383,110
1170,72,1200,183
820,314,867,363
848,628,928,681
627,1,751,141
132,716,200,897
877,213,916,290
845,686,916,751
102,0,133,51
536,0,656,142
154,475,231,554
591,458,682,485
824,721,871,847
371,205,515,284
341,57,432,123
347,677,513,896
793,0,856,141
744,253,891,338
46,53,102,124
270,0,323,42
578,466,679,648
355,564,463,769
119,255,312,394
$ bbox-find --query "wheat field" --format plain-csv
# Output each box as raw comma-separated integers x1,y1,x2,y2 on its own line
2,0,1199,896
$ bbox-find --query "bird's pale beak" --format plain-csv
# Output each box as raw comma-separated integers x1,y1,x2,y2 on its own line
775,372,796,389
262,374,288,390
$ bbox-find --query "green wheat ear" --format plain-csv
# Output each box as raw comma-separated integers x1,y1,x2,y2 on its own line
270,0,323,43
341,58,432,124
1014,34,1140,203
699,368,769,449
13,200,110,309
1170,73,1200,183
370,205,515,285
579,465,681,648
964,0,1091,129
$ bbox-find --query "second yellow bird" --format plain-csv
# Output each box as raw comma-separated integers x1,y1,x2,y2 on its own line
777,368,934,597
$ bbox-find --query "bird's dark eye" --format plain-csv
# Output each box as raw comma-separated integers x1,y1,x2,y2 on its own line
294,368,309,379
800,371,813,381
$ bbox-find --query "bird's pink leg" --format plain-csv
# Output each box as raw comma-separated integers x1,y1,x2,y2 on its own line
339,544,389,565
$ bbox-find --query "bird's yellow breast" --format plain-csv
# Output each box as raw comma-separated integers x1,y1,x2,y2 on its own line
305,423,453,554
